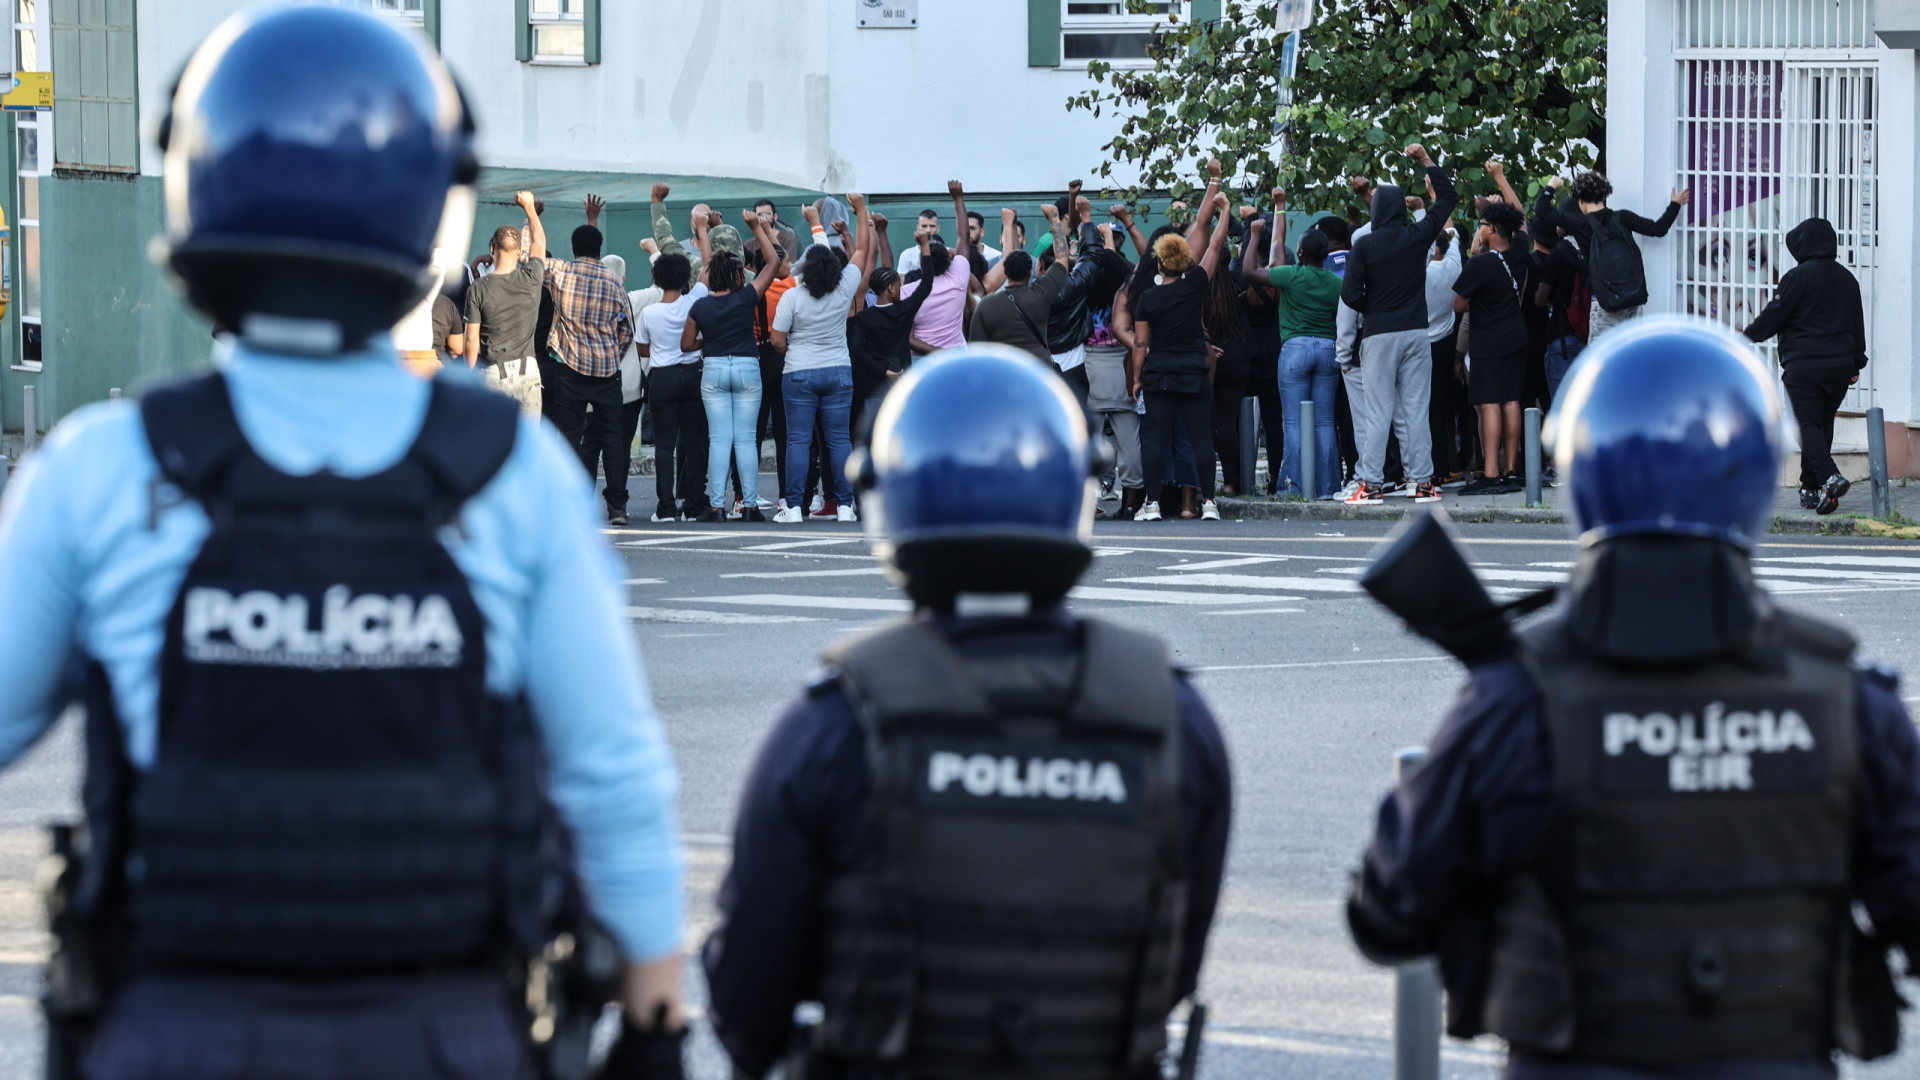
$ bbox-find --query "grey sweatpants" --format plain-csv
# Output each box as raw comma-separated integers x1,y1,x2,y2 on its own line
1357,328,1433,486
1097,408,1144,491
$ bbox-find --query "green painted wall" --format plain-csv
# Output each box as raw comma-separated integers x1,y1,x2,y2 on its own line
35,171,211,422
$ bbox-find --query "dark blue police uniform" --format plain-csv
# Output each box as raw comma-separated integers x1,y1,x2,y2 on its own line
704,608,1233,1077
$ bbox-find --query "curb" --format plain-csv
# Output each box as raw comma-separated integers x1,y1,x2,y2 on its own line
1217,496,1562,525
1218,497,1908,537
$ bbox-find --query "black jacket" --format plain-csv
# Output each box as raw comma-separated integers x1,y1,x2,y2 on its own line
1743,217,1868,370
1340,167,1459,339
850,270,935,400
1045,247,1120,354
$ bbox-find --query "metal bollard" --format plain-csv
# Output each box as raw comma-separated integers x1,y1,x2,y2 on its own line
1867,406,1890,519
1523,407,1542,508
1300,399,1315,499
109,387,122,401
0,453,8,501
1393,747,1442,1080
21,385,35,453
1239,396,1259,498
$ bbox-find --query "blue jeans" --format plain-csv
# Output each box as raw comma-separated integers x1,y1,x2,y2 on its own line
1280,336,1339,498
1544,334,1585,409
782,365,854,506
702,355,763,509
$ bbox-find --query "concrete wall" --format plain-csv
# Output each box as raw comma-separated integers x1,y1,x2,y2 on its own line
37,172,214,418
824,0,1143,194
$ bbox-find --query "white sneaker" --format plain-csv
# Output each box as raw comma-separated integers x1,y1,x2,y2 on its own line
1200,499,1221,521
757,497,778,511
1137,500,1163,522
809,494,825,515
1326,478,1362,503
836,504,858,523
773,506,804,524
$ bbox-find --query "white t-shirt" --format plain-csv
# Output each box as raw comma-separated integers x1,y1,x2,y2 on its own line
637,283,709,368
773,254,862,372
896,245,924,277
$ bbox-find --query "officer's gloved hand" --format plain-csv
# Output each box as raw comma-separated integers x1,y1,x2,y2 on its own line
601,1005,687,1080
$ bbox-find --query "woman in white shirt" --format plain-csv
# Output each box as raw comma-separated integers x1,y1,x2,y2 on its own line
769,196,875,523
635,253,709,521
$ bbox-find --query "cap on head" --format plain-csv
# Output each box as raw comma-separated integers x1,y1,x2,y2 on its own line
850,345,1099,611
160,6,478,353
1552,316,1781,549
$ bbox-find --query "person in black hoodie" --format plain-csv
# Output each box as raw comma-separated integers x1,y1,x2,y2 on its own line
1338,143,1459,504
1744,216,1868,515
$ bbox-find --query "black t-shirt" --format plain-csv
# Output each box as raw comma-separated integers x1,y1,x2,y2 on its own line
1453,235,1531,359
464,261,544,366
688,288,761,359
850,270,936,400
1136,266,1210,392
1541,240,1585,341
431,293,462,365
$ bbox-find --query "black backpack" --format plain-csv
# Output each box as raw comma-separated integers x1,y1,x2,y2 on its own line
1584,211,1649,312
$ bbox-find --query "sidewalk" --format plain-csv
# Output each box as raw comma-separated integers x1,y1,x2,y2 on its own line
1217,477,1920,536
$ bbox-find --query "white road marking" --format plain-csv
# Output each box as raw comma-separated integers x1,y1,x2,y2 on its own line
1754,566,1920,585
1069,586,1302,605
624,605,821,624
1194,655,1448,673
1760,554,1920,569
743,538,866,551
1159,556,1290,571
1091,548,1136,557
616,535,724,547
1107,573,1364,594
1207,607,1305,615
625,578,666,585
721,567,889,579
681,594,912,612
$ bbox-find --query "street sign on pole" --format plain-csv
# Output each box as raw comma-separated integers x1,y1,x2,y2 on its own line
1273,1,1314,145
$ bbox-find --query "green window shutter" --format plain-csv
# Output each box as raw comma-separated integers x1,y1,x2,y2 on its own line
1189,0,1221,29
1028,0,1061,67
583,0,601,64
424,0,441,49
514,0,532,62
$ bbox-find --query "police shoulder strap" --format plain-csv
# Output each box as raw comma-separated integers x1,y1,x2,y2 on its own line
827,621,997,729
140,372,251,501
407,378,521,505
1068,617,1180,736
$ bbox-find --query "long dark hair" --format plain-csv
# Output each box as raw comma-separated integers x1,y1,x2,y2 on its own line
1203,262,1248,345
708,249,745,294
799,246,842,299
1086,246,1130,315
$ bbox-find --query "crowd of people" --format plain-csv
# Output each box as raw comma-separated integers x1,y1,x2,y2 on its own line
431,149,1868,524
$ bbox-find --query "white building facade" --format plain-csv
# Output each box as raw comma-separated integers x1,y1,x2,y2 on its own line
1609,0,1920,474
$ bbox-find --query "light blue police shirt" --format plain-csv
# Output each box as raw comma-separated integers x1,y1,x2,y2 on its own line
0,338,683,961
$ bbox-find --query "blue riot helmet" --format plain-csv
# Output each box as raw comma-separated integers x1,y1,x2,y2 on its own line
1551,315,1782,548
851,345,1100,611
158,5,478,351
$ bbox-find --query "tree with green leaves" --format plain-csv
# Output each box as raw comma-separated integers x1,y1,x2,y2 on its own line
1067,0,1607,212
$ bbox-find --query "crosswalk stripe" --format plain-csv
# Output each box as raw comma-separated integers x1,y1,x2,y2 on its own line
721,567,890,579
1207,607,1305,615
1069,586,1303,605
616,535,721,547
625,578,666,585
1159,556,1290,571
1194,655,1448,673
682,594,911,612
1754,566,1920,585
743,538,866,551
625,605,821,624
1760,555,1920,569
1106,573,1363,594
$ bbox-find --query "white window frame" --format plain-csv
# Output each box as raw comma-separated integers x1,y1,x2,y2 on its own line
1060,0,1186,69
13,0,49,372
366,0,426,29
529,0,586,66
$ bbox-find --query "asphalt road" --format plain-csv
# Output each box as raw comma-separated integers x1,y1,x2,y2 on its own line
0,516,1915,1078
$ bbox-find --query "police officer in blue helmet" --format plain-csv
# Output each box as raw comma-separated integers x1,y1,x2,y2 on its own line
702,344,1234,1080
1348,317,1920,1079
0,8,686,1079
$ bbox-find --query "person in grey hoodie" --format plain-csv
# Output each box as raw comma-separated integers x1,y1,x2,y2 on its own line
1743,216,1869,515
1338,144,1459,504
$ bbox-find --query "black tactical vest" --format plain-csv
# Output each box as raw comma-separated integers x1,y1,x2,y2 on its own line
1483,609,1859,1066
816,619,1187,1080
94,371,549,974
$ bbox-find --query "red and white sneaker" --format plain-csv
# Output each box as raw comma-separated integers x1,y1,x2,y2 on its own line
1413,481,1443,503
1345,482,1385,506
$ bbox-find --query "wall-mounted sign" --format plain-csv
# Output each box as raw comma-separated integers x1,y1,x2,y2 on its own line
3,72,53,112
858,0,917,28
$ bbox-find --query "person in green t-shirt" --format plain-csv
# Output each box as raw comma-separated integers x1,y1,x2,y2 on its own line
1242,189,1342,498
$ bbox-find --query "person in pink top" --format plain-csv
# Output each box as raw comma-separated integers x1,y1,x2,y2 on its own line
908,180,984,354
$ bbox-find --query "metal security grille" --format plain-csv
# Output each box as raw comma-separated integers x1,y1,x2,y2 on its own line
1678,0,1876,49
1673,1,1879,411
